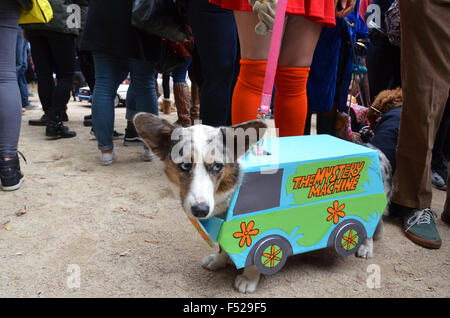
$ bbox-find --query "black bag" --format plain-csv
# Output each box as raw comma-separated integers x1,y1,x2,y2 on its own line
131,0,188,42
135,31,185,74
16,0,33,10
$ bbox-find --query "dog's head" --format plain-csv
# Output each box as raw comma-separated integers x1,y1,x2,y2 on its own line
133,113,267,219
368,87,402,129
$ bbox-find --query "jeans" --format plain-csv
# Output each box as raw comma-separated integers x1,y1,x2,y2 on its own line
92,53,157,150
187,0,239,127
16,27,29,107
161,59,192,99
0,0,21,158
27,30,76,121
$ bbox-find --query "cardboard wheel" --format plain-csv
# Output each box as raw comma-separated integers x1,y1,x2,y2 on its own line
333,221,366,257
252,235,292,275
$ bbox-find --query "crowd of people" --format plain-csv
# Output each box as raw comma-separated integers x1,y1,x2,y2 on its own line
0,0,448,252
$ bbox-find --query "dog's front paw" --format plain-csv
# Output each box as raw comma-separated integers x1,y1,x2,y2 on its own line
234,266,261,294
201,253,228,271
356,238,374,259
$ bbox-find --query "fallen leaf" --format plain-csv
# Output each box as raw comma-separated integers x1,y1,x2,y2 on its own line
15,206,27,217
119,249,130,257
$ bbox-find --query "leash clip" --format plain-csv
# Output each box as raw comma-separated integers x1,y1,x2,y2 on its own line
257,107,272,120
257,94,272,120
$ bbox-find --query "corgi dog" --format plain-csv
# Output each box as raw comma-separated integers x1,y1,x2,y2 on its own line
133,113,390,293
133,113,268,293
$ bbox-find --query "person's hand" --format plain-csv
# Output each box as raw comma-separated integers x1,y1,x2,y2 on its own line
335,0,357,18
249,0,278,35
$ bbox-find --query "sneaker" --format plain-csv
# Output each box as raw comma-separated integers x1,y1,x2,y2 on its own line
142,146,155,162
100,144,117,166
123,122,143,147
0,154,25,191
403,208,441,249
23,103,42,110
431,169,447,190
46,121,77,139
113,130,124,140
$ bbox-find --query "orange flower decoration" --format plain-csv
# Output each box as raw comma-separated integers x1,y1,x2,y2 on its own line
327,200,346,224
233,221,259,247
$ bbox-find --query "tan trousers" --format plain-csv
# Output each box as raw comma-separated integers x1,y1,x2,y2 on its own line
391,0,450,212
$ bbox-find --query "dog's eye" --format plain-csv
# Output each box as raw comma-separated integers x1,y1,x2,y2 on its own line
212,163,223,173
178,163,192,172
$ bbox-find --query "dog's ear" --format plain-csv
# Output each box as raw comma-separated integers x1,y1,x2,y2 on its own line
133,113,175,160
221,120,268,162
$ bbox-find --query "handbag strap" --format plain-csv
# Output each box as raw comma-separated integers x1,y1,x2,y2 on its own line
257,0,288,119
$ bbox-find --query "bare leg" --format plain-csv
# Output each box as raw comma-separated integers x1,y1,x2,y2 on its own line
279,15,323,67
234,12,322,67
234,11,272,60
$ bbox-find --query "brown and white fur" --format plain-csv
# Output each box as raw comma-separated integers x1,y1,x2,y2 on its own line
133,113,390,293
134,113,267,293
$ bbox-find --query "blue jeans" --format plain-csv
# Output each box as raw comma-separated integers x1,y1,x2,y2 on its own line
160,59,192,100
92,53,157,150
172,58,192,83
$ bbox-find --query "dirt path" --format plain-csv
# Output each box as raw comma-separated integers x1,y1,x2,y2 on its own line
0,93,449,298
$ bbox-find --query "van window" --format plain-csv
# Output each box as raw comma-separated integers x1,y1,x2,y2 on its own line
233,169,284,216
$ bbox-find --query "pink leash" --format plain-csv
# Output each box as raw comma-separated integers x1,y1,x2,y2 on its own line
257,0,288,120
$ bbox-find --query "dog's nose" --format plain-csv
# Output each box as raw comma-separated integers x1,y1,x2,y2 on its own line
191,202,210,218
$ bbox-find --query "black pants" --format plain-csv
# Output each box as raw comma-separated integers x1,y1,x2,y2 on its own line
432,97,450,171
78,49,95,92
28,30,75,121
187,0,239,127
366,36,401,102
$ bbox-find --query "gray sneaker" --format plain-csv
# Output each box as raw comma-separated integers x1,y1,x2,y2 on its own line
23,103,42,110
431,169,447,190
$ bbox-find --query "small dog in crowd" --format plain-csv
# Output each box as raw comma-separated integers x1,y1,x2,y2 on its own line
366,87,402,131
134,113,267,293
134,111,396,293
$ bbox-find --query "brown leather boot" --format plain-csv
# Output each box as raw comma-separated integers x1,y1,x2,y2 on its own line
190,82,200,125
173,82,191,127
162,98,172,115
